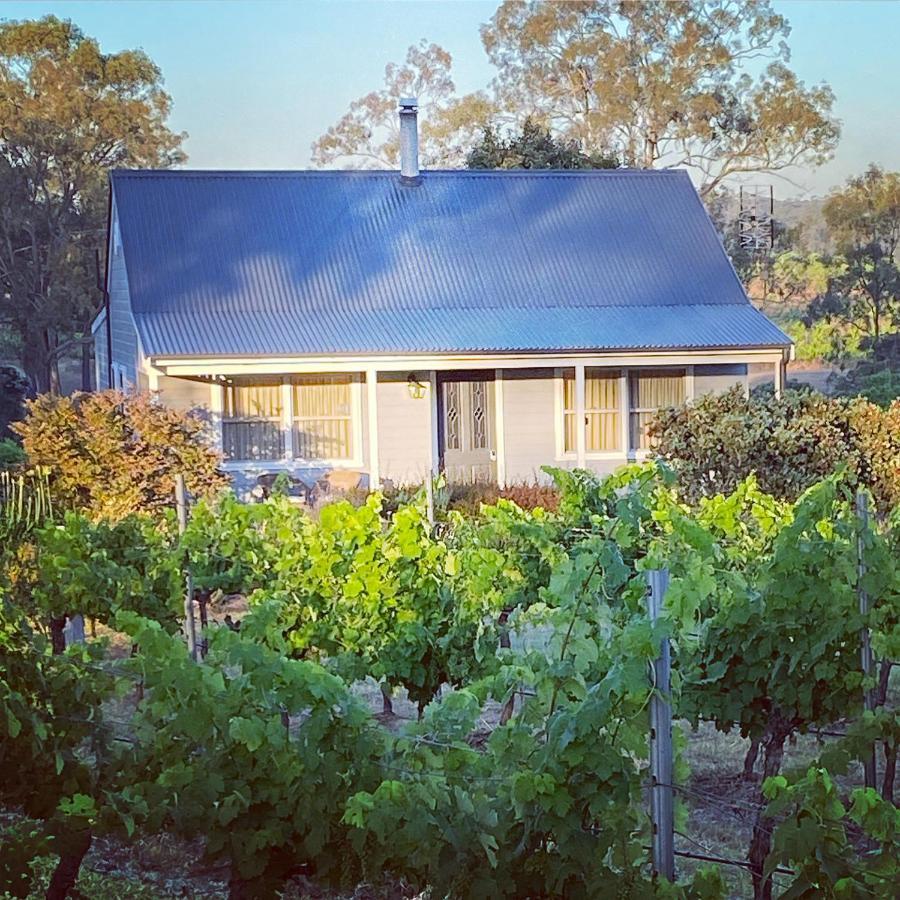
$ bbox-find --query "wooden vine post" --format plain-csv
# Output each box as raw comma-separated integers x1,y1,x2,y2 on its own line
425,473,435,525
646,568,675,882
856,490,877,791
175,473,199,662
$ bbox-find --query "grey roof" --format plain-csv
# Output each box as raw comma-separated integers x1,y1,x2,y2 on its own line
111,169,790,358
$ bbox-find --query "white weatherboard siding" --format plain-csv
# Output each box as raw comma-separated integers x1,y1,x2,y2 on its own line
92,310,109,390
376,372,433,486
501,369,561,484
693,364,748,396
107,202,141,386
157,376,210,413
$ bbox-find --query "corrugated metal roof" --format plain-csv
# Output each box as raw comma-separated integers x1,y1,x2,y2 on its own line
111,169,791,357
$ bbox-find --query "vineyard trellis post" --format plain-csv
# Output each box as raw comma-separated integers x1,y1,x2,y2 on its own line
425,474,435,525
647,568,675,882
175,473,199,662
855,490,877,790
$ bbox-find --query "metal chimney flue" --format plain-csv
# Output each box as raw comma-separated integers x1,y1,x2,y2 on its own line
399,97,420,183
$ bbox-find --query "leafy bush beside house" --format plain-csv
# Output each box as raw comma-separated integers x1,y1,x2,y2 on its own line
0,439,25,470
0,365,29,440
12,391,227,522
648,386,900,512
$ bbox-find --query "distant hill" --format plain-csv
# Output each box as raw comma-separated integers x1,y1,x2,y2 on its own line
775,197,830,252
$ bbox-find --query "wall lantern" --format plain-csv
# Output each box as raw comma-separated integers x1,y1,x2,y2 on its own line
406,373,427,400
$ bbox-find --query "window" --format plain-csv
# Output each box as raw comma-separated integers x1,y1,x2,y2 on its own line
444,382,461,451
562,369,622,453
222,378,284,460
110,363,128,391
628,369,686,450
292,375,355,461
470,381,488,450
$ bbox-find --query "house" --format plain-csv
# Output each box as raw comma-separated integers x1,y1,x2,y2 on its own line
93,100,791,494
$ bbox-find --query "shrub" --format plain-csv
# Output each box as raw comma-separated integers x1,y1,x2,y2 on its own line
447,481,560,516
13,391,228,522
0,438,25,470
831,362,900,407
0,365,29,440
649,386,900,512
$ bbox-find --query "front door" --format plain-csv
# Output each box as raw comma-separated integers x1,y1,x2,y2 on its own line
438,373,496,484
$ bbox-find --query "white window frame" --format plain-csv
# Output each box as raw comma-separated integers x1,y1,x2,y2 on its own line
627,366,693,459
290,374,363,468
554,367,627,461
218,374,363,470
555,365,693,460
220,378,285,463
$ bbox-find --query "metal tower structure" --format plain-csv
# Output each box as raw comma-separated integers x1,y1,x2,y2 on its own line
738,185,775,255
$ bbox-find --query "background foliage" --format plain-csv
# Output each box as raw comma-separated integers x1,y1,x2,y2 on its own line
0,15,184,394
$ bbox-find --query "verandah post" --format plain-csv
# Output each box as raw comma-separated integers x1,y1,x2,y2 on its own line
647,568,675,882
175,473,198,662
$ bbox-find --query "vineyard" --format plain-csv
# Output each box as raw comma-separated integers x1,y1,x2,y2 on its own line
1,463,898,900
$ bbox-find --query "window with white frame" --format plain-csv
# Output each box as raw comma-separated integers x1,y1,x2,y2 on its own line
562,368,622,453
292,374,356,461
628,369,686,450
220,374,360,463
222,378,284,461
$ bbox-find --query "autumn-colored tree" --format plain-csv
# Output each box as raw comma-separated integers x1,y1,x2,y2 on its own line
316,4,837,198
13,391,227,522
467,117,617,170
481,1,839,196
311,40,494,168
0,16,184,393
808,165,900,348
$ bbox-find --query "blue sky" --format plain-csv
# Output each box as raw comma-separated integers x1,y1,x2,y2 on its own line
1,0,898,198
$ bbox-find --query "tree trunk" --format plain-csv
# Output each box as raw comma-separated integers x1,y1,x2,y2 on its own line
24,345,50,396
49,359,61,396
875,660,892,708
45,826,91,899
498,693,515,726
882,738,896,803
49,616,67,655
81,340,92,392
44,328,61,396
749,718,791,900
743,737,761,779
228,868,249,900
197,589,210,659
380,682,393,716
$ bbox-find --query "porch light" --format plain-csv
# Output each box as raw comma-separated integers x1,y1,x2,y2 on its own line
406,373,427,400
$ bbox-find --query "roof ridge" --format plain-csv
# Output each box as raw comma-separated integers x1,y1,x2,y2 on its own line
135,300,755,315
111,167,689,179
